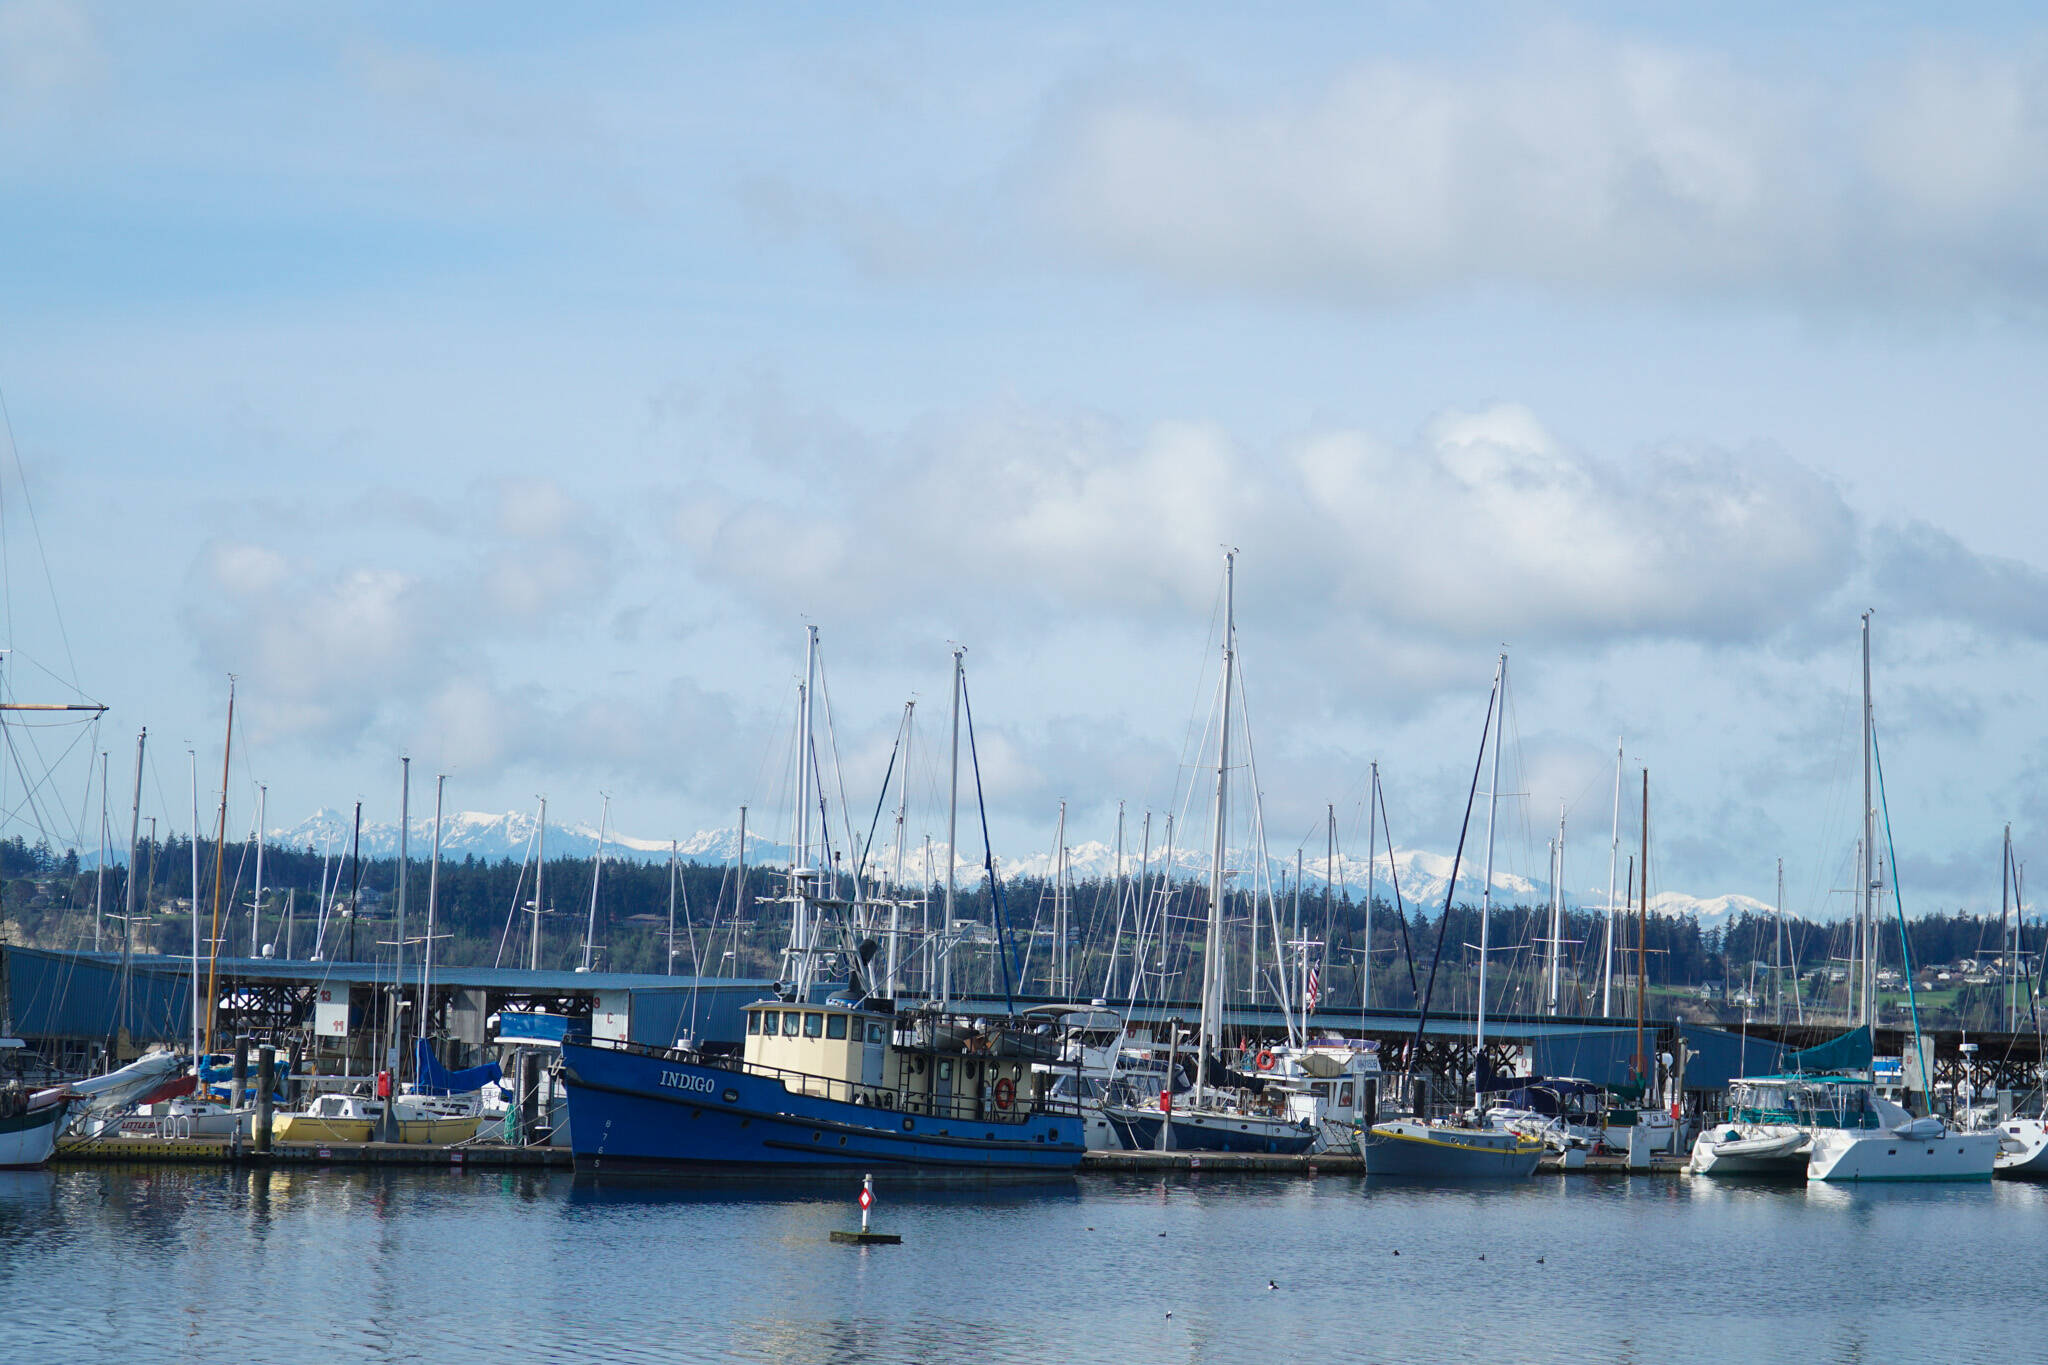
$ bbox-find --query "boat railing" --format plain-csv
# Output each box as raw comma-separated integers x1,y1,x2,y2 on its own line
576,1035,1084,1127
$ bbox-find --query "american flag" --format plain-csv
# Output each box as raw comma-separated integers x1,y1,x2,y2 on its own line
1304,964,1321,1010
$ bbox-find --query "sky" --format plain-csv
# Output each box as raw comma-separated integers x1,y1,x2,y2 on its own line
3,2,2048,919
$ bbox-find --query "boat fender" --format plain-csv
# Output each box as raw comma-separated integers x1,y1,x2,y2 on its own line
1255,1050,1276,1072
993,1078,1015,1111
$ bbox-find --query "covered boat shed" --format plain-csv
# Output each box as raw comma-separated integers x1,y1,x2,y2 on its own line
0,944,773,1073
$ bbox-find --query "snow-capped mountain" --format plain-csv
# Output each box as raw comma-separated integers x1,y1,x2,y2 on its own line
268,808,688,864
250,809,1779,928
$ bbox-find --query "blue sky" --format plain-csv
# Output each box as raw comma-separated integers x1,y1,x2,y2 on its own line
4,3,2048,918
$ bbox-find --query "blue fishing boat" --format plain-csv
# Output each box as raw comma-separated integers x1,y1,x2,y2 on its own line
559,998,1085,1174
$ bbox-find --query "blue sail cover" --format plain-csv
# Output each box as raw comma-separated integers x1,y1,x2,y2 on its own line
1785,1025,1873,1075
413,1038,503,1096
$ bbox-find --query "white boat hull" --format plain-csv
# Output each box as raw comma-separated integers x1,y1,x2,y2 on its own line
1806,1126,1997,1182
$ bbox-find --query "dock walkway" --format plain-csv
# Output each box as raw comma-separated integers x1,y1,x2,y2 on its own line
53,1137,571,1168
53,1138,1682,1175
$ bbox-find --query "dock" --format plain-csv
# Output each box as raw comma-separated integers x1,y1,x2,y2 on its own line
52,1137,571,1169
49,1139,1683,1176
1081,1149,1686,1176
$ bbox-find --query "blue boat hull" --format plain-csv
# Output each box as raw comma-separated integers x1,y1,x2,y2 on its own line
559,1040,1085,1175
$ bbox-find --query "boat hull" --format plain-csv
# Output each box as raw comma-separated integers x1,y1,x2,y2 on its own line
0,1099,68,1169
1361,1121,1542,1178
1805,1127,1997,1181
559,1039,1084,1174
1992,1119,2048,1177
394,1115,482,1144
274,1114,375,1143
1102,1106,1317,1155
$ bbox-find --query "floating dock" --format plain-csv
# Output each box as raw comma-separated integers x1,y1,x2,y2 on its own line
1081,1149,1686,1176
53,1137,571,1168
50,1138,1684,1176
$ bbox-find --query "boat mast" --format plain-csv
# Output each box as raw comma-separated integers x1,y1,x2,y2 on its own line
93,751,107,953
1474,651,1506,1095
1603,735,1621,1017
188,748,201,1059
580,793,609,973
1325,802,1336,1017
1635,771,1648,1080
789,625,818,996
531,796,546,971
422,773,444,1054
943,645,963,1009
886,701,913,998
394,755,409,1078
1547,803,1564,1015
734,805,748,980
120,731,144,1042
1860,610,1876,1029
251,782,266,956
1053,799,1068,997
1196,550,1236,1109
666,839,678,977
1101,802,1126,999
1775,856,1786,1027
203,678,234,1056
1363,770,1377,1014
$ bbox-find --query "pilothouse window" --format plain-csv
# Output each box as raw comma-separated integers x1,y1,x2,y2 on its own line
746,1013,760,1035
804,1013,824,1038
783,1013,801,1037
826,1015,848,1040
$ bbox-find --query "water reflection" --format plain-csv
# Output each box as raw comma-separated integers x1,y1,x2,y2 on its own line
0,1165,2043,1362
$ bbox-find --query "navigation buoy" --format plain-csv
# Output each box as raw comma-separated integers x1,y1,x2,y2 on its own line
830,1172,902,1246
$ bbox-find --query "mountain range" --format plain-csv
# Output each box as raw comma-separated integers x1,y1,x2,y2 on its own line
253,809,1776,931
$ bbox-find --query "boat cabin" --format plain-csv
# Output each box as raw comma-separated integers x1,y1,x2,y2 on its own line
742,1001,1056,1124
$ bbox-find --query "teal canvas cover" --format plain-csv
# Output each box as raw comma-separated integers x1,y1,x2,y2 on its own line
1786,1026,1872,1075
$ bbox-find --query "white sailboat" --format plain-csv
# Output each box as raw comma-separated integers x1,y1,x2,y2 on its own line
1100,554,1315,1155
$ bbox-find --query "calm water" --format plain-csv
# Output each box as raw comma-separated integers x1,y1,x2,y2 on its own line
2,1165,2043,1362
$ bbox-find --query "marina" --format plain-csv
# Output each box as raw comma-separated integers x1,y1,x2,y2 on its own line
5,5,2048,1361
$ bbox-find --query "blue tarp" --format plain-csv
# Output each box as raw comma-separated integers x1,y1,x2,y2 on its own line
413,1038,502,1095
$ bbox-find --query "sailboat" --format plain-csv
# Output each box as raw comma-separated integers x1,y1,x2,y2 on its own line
1099,554,1316,1156
1358,652,1542,1178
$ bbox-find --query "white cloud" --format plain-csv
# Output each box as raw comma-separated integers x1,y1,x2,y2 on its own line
1033,33,2048,310
673,399,1858,663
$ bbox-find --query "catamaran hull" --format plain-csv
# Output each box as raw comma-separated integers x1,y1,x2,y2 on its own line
1805,1128,1997,1182
559,1040,1084,1175
1101,1106,1316,1155
1361,1122,1543,1179
0,1100,69,1169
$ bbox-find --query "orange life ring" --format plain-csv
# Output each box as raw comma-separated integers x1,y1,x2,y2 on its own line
1254,1050,1276,1072
993,1077,1015,1111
